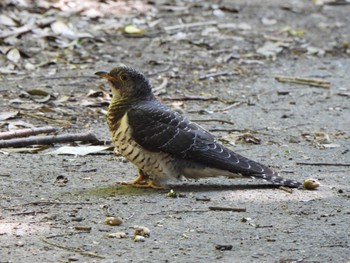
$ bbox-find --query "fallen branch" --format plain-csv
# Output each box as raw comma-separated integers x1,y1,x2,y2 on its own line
296,162,350,167
275,76,331,89
41,238,105,259
0,126,57,140
162,94,218,101
208,206,246,212
0,132,99,148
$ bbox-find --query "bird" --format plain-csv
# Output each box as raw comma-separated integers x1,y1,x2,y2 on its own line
95,66,302,189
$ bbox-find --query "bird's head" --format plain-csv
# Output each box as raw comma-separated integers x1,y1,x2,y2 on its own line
95,66,154,101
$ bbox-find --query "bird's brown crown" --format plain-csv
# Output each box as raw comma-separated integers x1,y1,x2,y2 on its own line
95,66,154,101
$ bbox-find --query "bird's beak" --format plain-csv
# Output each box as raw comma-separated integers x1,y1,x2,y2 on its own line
94,71,115,81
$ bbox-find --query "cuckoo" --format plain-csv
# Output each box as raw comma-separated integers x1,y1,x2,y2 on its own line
95,66,302,189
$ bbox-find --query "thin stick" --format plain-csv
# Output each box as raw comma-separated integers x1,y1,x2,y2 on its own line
41,238,105,259
15,201,93,207
0,126,57,140
208,206,246,212
199,71,239,80
275,76,331,89
40,75,97,80
279,186,293,194
190,119,235,125
209,128,247,132
20,112,71,126
11,211,48,216
296,162,350,167
162,94,218,101
0,132,99,148
164,20,217,31
148,209,208,215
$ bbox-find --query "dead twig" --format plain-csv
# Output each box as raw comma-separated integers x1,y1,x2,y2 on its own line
209,128,247,132
208,206,246,212
199,71,239,80
15,200,93,206
275,76,331,89
0,126,57,140
11,210,48,216
148,209,208,215
41,238,105,259
279,186,293,193
164,21,217,31
162,94,218,101
296,162,350,167
0,132,99,148
20,112,71,126
190,119,234,125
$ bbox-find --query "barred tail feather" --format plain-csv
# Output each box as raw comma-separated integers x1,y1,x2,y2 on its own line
251,173,302,188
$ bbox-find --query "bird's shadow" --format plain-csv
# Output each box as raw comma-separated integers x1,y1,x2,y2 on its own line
167,183,281,193
77,183,282,198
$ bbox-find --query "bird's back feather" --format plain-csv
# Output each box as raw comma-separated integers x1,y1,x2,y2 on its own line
127,100,302,188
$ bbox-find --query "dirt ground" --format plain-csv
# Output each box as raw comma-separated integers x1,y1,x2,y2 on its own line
1,0,350,262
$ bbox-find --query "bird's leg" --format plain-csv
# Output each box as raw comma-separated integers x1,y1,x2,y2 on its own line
133,169,149,184
116,169,164,189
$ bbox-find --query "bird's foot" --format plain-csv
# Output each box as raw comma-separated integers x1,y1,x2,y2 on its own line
115,180,164,189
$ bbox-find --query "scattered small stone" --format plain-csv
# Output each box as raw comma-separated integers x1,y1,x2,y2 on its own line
107,232,127,239
104,216,123,226
178,193,186,198
133,225,150,237
338,189,343,194
240,217,249,223
74,225,91,232
215,244,233,251
133,235,145,242
68,257,79,262
167,189,177,198
303,179,320,190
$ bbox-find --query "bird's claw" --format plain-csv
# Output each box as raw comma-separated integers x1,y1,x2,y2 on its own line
115,180,164,189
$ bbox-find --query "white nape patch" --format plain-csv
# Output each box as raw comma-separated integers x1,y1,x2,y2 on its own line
183,167,243,179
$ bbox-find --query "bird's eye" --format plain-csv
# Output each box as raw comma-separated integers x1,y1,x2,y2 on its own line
120,74,128,82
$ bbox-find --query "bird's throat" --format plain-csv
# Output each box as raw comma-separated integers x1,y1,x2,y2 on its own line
107,99,129,133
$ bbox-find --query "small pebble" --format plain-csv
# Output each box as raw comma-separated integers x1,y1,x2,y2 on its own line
133,226,150,237
104,216,123,226
215,244,233,251
303,179,320,190
133,235,145,242
107,232,127,239
74,225,91,232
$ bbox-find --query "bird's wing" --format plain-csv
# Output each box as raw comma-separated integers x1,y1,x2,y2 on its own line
127,101,273,176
